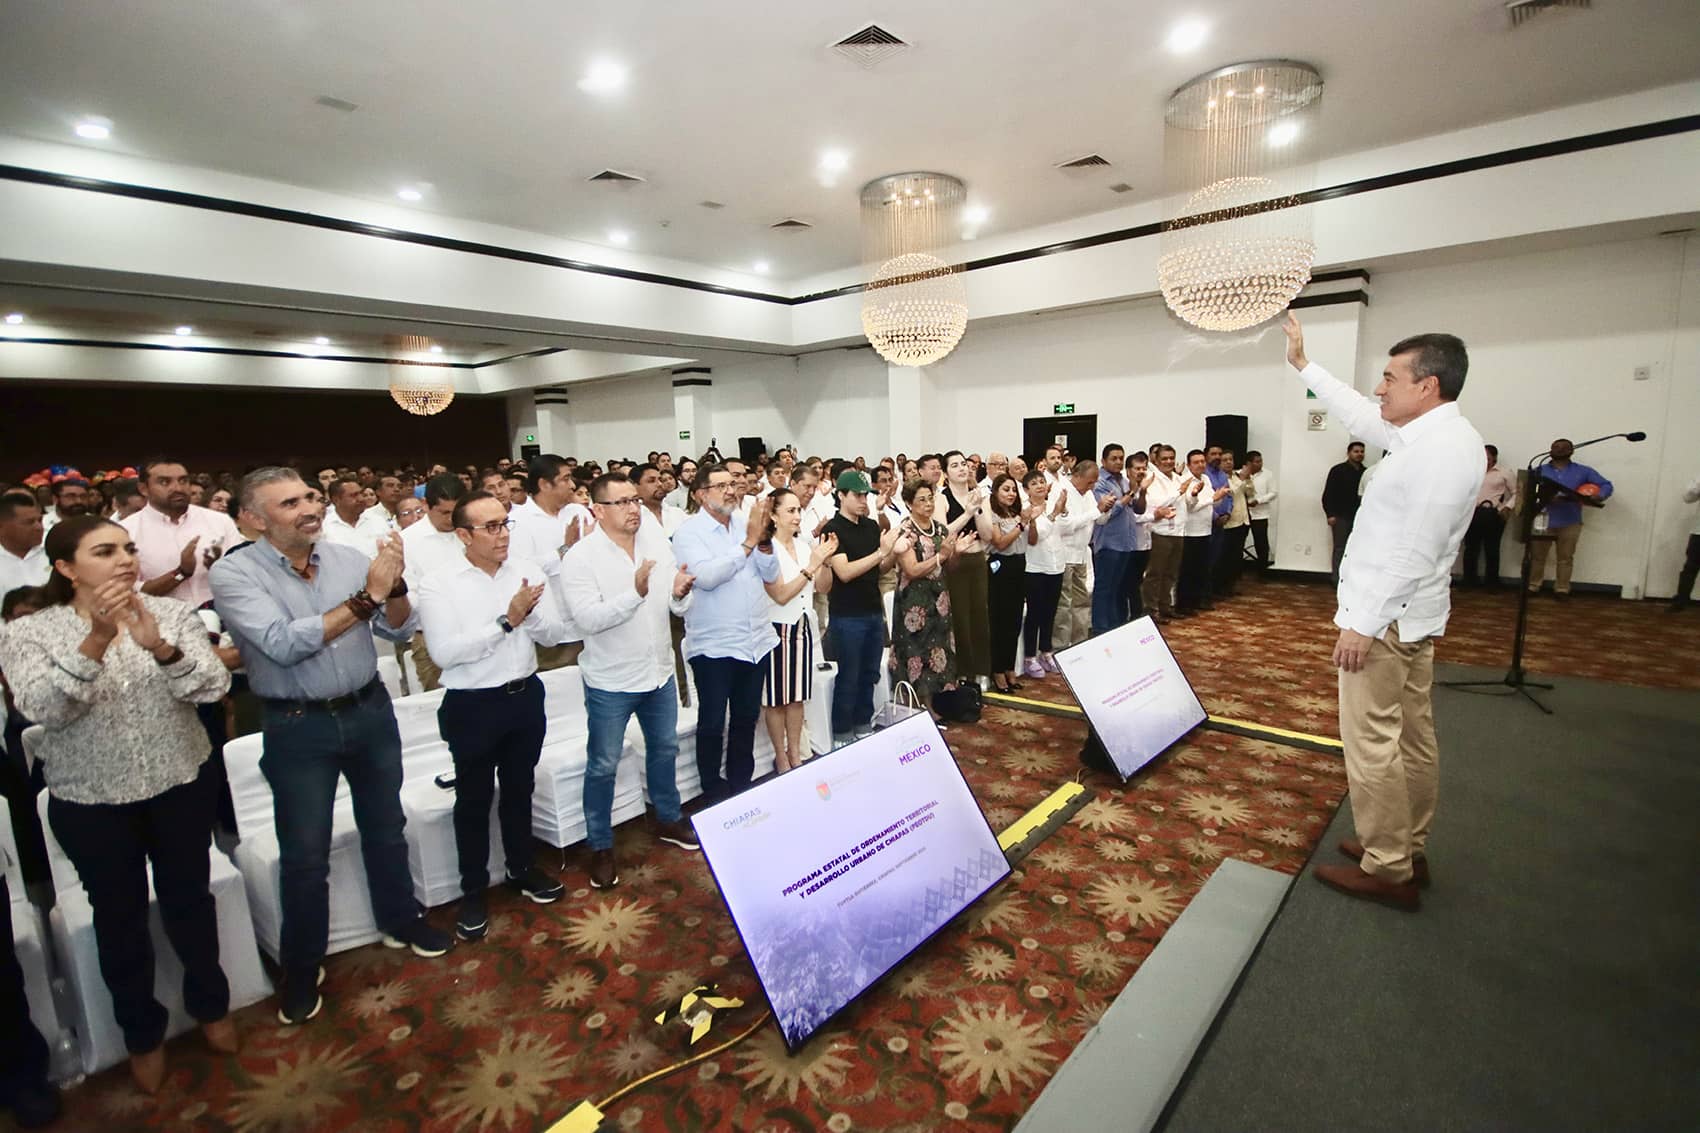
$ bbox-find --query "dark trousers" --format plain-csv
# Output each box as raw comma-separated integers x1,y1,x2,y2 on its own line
259,686,418,980
1676,533,1700,606
1330,515,1355,583
47,764,228,1054
195,699,239,834
1214,525,1250,595
1023,572,1064,656
987,554,1027,671
827,613,885,735
689,656,764,800
1177,536,1212,610
438,677,545,895
1090,547,1131,635
1250,518,1271,570
0,876,50,1101
0,727,48,891
1461,505,1506,585
1124,548,1149,622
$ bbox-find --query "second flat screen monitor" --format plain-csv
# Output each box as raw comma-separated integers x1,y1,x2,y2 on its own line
1055,614,1207,779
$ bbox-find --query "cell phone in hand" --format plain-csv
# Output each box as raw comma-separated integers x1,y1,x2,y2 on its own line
434,772,457,790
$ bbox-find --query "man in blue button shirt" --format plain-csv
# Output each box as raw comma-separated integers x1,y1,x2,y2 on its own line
1528,438,1613,598
211,467,452,1026
671,463,778,803
1203,445,1233,606
1090,444,1146,635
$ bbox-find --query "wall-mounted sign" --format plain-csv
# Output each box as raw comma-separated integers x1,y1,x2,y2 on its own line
1306,411,1327,431
1053,402,1075,414
679,430,691,441
524,433,536,444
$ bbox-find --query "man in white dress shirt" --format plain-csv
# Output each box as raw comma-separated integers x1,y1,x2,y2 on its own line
1283,312,1484,911
1243,451,1278,572
558,473,700,891
510,455,592,671
0,492,49,599
1049,459,1101,650
416,492,570,942
400,475,469,690
321,478,392,559
634,463,688,537
363,475,404,530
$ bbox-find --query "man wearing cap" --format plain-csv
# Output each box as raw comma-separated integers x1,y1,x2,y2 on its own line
822,471,906,746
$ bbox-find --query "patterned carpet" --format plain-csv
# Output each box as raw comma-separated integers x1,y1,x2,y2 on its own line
36,578,1691,1131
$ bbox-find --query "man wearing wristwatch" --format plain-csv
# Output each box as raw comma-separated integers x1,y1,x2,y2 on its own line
211,467,452,1027
671,463,779,804
415,491,571,939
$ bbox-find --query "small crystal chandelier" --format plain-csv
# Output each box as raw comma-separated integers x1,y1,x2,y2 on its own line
1158,61,1323,332
859,172,969,367
388,335,455,416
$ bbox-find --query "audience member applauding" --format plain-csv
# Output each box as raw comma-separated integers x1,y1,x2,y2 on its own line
1049,458,1098,652
1090,444,1143,635
1214,450,1251,598
892,480,963,725
1174,449,1223,616
633,462,688,537
0,491,48,597
416,492,572,941
321,476,391,559
1020,470,1065,677
1143,446,1186,623
1,516,236,1092
822,471,904,746
396,496,427,530
759,489,836,769
940,451,994,686
1243,451,1277,572
509,455,592,671
400,474,470,691
212,468,451,1027
984,474,1037,693
124,457,241,607
673,465,779,802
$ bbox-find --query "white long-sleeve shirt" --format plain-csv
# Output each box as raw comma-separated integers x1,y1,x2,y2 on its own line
321,507,391,559
1051,479,1100,565
1297,361,1485,641
1147,470,1186,538
400,519,466,589
1177,474,1217,537
1684,474,1700,536
508,498,592,643
1247,470,1278,520
557,525,691,694
415,555,571,688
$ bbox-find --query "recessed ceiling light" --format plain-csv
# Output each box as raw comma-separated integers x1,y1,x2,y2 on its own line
429,344,444,354
1164,19,1208,53
3,313,23,325
74,116,112,140
818,149,850,173
1267,121,1300,147
174,325,193,336
397,186,423,202
578,60,628,94
313,336,330,346
608,230,630,246
752,261,770,274
963,205,990,226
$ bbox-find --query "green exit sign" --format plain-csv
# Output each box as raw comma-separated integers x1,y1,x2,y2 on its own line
679,430,691,440
1053,402,1074,414
524,433,536,443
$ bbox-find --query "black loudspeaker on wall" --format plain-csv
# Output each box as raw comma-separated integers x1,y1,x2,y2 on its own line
1204,414,1249,460
737,436,766,465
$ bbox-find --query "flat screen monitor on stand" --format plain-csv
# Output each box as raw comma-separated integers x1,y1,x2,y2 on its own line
1055,615,1208,780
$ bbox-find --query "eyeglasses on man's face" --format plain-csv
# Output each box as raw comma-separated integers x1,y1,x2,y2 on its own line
595,496,643,509
458,518,514,535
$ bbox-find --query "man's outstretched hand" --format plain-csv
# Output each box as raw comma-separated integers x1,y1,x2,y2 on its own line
1282,311,1308,372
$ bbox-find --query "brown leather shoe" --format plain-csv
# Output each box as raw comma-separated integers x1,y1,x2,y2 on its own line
588,849,620,890
202,1016,240,1054
1338,837,1430,887
130,1046,167,1094
1314,863,1420,911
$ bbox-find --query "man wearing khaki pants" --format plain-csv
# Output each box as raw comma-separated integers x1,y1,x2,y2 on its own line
1282,313,1485,911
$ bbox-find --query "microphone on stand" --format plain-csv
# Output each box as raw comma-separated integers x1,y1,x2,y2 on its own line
1527,431,1647,469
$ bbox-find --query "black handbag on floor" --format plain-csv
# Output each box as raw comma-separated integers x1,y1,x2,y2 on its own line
933,684,983,723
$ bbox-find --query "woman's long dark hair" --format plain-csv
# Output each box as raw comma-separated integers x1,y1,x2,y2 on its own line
40,515,125,607
988,473,1021,519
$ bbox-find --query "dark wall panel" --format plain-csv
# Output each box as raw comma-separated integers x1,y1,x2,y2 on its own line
1,384,510,478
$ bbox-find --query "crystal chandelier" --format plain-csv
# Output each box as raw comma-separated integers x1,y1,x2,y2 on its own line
388,335,455,416
860,172,969,367
1158,61,1323,332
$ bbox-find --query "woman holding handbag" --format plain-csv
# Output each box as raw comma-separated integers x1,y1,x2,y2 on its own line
760,489,837,771
0,516,235,1094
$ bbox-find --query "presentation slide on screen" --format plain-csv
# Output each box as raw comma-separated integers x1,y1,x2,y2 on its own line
1057,614,1207,779
693,713,1010,1049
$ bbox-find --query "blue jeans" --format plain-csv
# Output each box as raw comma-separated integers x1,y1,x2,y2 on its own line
689,657,764,801
583,679,683,851
259,686,418,978
828,612,884,736
1091,547,1132,635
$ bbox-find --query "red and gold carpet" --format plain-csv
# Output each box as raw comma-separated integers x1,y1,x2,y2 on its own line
44,579,1689,1131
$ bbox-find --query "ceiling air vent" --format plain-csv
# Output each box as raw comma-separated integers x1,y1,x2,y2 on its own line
699,200,726,210
769,218,814,232
1108,182,1135,194
1056,154,1112,170
587,168,646,184
832,24,910,69
1505,0,1590,26
314,95,359,113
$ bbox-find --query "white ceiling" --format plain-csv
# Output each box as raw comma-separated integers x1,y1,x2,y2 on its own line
1,0,1697,279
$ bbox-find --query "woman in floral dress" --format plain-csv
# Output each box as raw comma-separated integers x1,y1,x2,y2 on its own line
892,480,971,725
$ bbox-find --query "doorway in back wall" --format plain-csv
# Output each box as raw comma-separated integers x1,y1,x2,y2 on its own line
1022,414,1097,465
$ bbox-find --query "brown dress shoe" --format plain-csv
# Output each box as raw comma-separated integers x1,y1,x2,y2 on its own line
130,1046,167,1095
588,849,620,890
1314,863,1420,911
1338,837,1430,887
202,1016,240,1054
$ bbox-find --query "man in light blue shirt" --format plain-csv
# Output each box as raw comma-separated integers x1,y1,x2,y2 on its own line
1090,444,1146,635
670,463,779,802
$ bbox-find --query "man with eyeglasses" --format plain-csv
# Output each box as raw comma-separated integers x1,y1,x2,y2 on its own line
415,492,571,940
558,474,700,889
671,464,777,803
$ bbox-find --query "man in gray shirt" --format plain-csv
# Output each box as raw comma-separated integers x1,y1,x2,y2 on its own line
211,467,451,1026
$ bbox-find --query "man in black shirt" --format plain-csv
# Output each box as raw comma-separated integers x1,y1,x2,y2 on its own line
1322,441,1367,583
822,471,904,747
